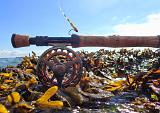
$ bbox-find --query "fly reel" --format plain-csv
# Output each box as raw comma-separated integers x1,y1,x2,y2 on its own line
36,46,83,88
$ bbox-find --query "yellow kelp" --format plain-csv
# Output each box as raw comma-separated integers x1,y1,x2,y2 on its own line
0,104,8,113
36,86,63,109
103,79,126,92
0,73,12,78
7,92,21,104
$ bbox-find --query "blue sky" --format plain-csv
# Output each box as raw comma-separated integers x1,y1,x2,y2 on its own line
0,0,160,57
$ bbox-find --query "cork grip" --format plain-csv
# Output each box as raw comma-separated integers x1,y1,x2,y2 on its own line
74,35,160,48
11,34,30,48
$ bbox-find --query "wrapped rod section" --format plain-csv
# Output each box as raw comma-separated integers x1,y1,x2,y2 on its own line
11,34,71,48
71,34,160,48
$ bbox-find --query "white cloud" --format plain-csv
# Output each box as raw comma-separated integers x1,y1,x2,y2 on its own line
0,47,51,58
121,16,131,23
113,13,160,36
0,50,28,58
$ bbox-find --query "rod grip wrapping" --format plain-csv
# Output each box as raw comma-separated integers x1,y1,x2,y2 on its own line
74,35,160,48
11,34,30,48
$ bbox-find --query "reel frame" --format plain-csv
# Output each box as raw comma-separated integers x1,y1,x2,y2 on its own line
36,46,83,88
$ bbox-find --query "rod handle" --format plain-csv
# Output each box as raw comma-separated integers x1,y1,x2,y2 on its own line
72,34,160,48
11,34,30,48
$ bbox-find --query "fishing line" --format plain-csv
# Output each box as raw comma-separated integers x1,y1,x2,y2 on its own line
58,0,78,35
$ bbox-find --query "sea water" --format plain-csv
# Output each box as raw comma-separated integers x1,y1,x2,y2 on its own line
0,57,22,68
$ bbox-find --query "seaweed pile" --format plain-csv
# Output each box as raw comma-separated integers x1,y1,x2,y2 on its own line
0,49,159,113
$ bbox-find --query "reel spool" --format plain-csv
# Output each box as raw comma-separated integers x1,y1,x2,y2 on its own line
36,46,83,88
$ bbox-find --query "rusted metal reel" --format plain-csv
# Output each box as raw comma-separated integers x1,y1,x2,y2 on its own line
36,46,83,88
